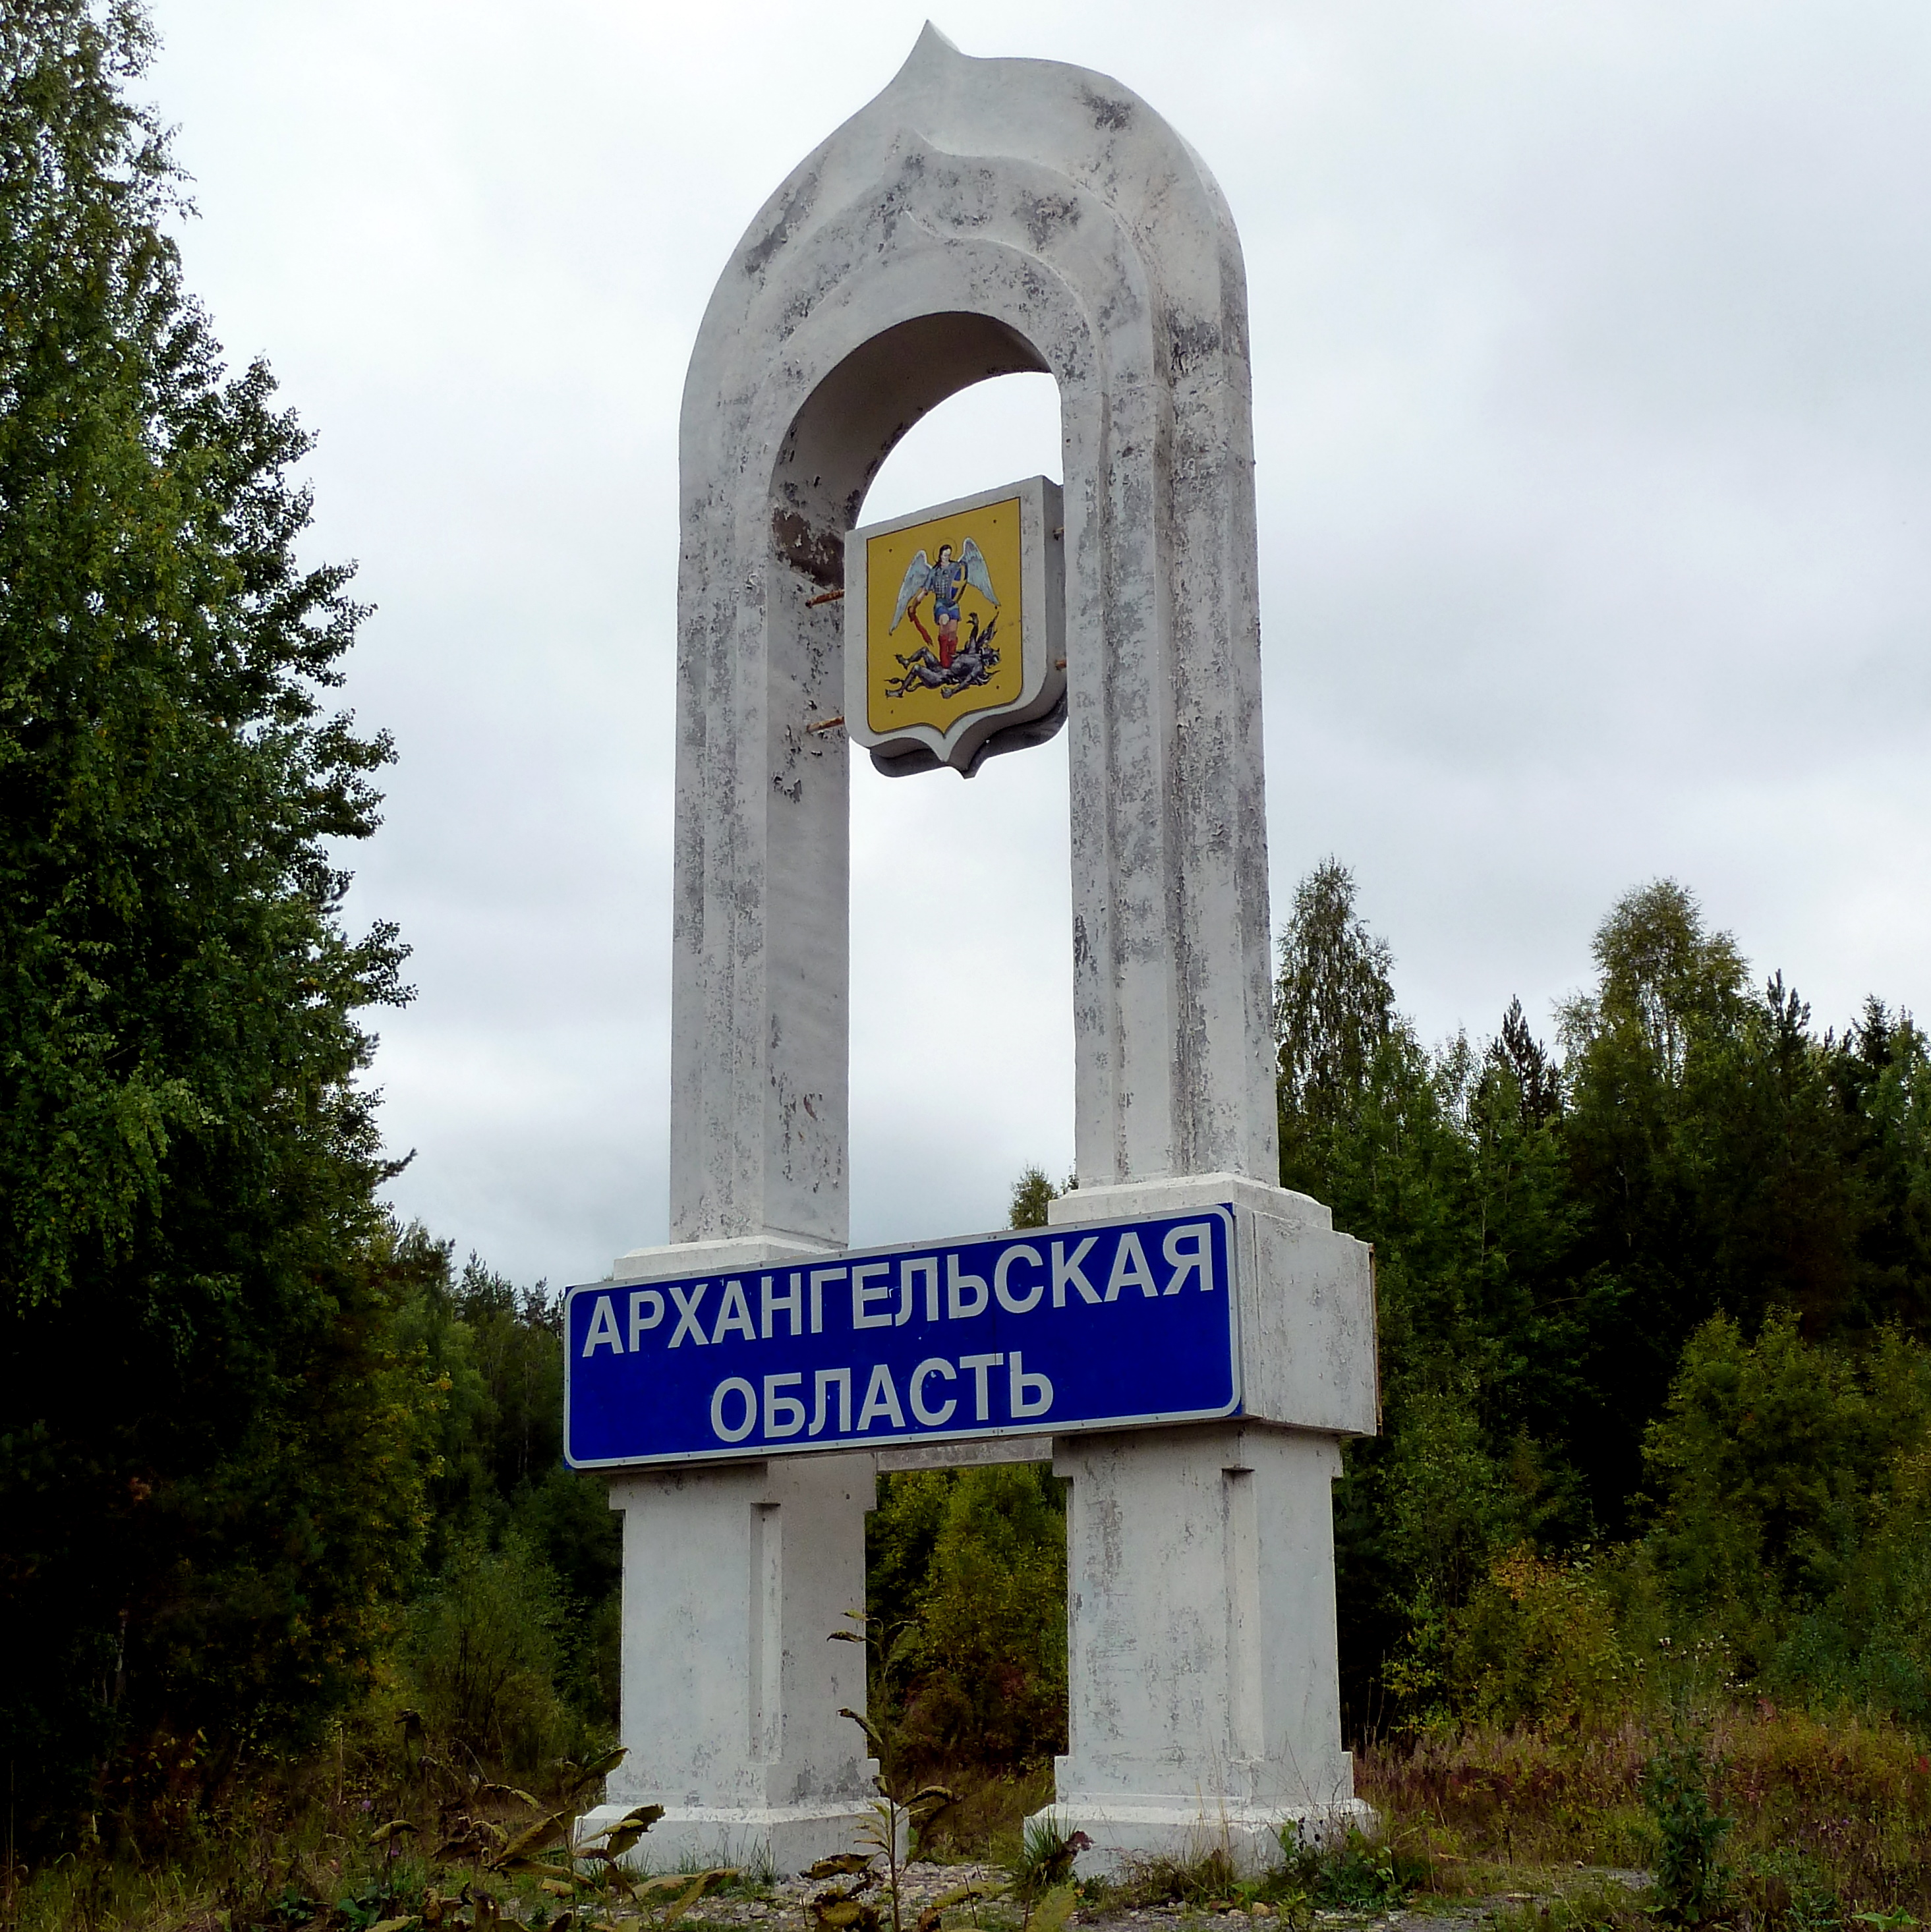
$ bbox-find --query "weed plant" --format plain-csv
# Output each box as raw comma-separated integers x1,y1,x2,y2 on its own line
1092,1823,1426,1923
1643,1720,1731,1927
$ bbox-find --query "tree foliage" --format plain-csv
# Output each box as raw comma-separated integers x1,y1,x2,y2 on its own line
1641,1311,1931,1717
392,1234,621,1725
867,1461,1068,1781
1278,863,1931,1732
1008,1164,1059,1232
0,0,415,1844
1275,857,1397,1188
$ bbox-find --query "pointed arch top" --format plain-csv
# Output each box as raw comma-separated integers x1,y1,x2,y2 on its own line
669,28,1278,1247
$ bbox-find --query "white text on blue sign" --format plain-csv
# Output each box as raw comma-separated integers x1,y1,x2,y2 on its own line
563,1207,1241,1467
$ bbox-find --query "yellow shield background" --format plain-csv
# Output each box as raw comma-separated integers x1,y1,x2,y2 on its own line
864,496,1023,736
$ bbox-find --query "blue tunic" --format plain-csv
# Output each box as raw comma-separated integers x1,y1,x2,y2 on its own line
931,557,967,622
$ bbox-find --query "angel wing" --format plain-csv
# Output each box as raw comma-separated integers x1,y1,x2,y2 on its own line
888,550,932,633
960,537,1000,607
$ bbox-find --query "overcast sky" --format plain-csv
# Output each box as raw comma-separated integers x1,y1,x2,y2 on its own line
144,1,1931,1288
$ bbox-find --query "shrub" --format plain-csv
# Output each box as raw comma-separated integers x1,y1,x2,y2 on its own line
1451,1546,1635,1728
403,1535,569,1773
896,1463,1067,1772
1642,1315,1931,1720
868,1462,1067,1783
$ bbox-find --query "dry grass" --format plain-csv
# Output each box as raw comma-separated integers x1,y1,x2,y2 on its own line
1360,1718,1655,1873
1359,1703,1931,1921
910,1764,1056,1865
8,1706,1930,1931
0,1719,635,1932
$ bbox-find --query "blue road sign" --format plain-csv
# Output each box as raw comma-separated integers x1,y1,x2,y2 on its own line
564,1206,1240,1467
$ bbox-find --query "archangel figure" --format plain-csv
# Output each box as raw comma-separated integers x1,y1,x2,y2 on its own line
888,537,998,669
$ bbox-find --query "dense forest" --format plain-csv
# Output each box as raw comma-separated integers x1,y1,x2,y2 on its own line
0,0,620,1858
1278,864,1931,1735
3,1,1930,1916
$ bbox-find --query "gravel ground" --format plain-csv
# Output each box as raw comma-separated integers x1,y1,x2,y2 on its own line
678,1861,1008,1929
656,1863,1653,1932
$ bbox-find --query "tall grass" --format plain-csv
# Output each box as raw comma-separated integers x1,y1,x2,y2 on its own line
1360,1704,1931,1919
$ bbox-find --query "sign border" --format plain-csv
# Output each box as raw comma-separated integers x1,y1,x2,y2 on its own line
562,1204,1244,1470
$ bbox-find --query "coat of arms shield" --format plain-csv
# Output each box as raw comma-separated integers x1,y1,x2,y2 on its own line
844,476,1066,777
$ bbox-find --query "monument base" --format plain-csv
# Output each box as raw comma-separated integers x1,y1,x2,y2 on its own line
577,1800,882,1876
1025,1796,1375,1879
1031,1178,1375,1892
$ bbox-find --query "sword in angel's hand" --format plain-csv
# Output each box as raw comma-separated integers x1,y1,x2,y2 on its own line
889,550,936,650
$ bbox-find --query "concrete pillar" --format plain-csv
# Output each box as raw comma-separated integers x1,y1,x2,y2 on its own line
1032,1175,1376,1872
579,1237,880,1870
591,1452,877,1871
670,25,1283,1246
1048,1425,1365,1869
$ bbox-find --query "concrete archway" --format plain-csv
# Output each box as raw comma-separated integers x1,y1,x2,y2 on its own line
669,26,1279,1254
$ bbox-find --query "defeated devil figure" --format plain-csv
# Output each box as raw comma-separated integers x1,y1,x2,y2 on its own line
884,610,1001,699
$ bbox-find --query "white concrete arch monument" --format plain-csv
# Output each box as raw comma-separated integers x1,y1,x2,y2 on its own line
575,26,1379,1875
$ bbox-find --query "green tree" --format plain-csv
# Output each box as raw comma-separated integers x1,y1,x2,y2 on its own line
393,1239,621,1723
1822,1000,1931,1334
1640,1310,1931,1705
1280,864,1931,1731
0,0,414,1844
1275,857,1396,1195
1557,882,1927,1524
1274,865,1584,1725
1008,1164,1058,1230
403,1533,578,1775
868,1462,1067,1778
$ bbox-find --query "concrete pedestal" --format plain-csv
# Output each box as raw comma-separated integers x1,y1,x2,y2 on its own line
1033,1423,1370,1873
585,1188,1375,1876
1027,1177,1377,1875
579,1239,882,1873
